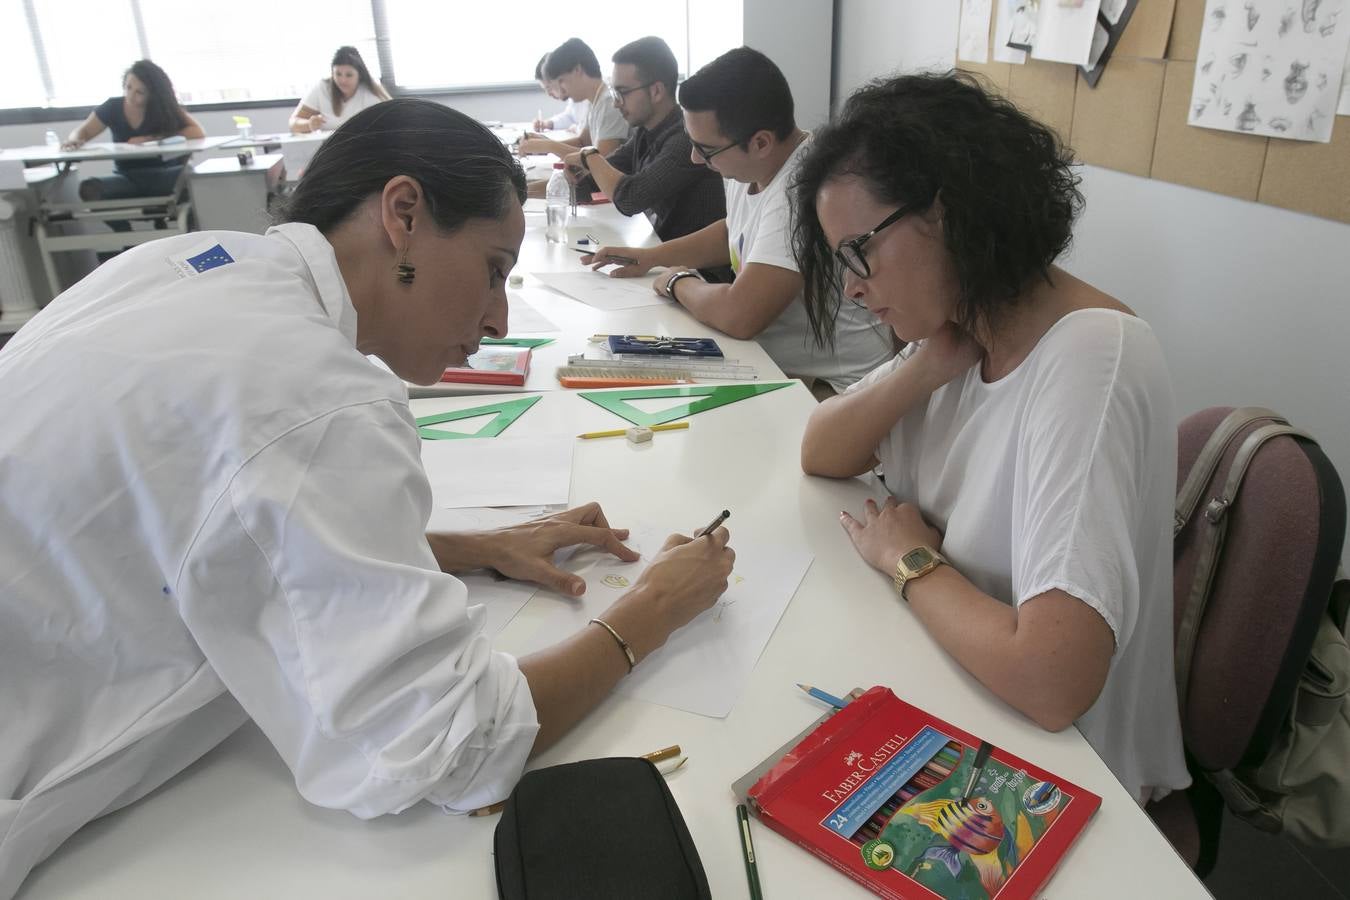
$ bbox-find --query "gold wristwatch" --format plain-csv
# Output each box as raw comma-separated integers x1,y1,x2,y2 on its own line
893,546,947,602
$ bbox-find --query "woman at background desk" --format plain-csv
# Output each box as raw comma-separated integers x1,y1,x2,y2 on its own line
793,73,1189,806
0,99,733,898
62,59,204,208
289,45,391,134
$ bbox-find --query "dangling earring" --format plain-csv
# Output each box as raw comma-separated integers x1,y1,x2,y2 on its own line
394,246,415,285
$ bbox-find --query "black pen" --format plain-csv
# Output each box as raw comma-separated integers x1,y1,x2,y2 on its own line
696,509,730,538
961,741,994,802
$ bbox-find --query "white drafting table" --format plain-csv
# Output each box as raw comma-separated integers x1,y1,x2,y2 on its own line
0,139,232,325
218,131,328,180
189,154,286,234
15,191,1209,900
410,201,783,397
18,381,1209,899
0,136,234,167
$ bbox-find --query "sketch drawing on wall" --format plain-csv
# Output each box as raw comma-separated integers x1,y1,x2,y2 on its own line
1189,0,1350,141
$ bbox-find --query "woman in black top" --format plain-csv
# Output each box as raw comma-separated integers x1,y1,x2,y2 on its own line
64,60,205,213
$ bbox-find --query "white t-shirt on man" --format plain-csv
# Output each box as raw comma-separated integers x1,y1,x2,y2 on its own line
586,83,631,145
726,136,893,391
847,308,1190,804
301,81,385,129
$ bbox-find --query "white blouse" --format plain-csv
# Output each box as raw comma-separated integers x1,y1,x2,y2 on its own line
0,224,538,898
848,309,1190,803
300,80,385,128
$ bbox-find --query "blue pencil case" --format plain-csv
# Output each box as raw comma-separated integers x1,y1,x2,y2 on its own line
608,335,723,358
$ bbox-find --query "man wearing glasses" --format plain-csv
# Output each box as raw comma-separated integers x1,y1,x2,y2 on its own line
583,47,893,395
562,37,724,242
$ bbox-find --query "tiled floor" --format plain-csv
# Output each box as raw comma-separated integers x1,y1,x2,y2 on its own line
1204,810,1349,899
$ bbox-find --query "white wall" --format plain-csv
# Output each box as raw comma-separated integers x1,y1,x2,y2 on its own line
834,0,1350,565
742,0,833,130
832,0,959,109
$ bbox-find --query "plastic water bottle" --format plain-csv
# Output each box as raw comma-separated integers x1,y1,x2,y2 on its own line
545,162,573,245
45,130,60,149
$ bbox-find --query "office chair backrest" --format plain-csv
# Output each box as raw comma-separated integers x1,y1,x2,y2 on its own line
1173,406,1349,846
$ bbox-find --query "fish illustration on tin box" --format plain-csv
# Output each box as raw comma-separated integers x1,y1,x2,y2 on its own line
903,796,1013,893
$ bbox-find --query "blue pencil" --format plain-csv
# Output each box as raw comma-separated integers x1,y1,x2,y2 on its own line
796,682,848,709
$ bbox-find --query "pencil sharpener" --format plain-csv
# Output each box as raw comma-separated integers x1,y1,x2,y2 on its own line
626,426,653,444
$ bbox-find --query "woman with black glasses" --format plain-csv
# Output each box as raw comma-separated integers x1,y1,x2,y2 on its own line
793,73,1189,807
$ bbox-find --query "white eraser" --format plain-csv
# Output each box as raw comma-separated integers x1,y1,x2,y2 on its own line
626,426,653,444
508,273,524,287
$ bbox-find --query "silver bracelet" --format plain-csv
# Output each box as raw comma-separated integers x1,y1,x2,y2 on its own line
589,617,636,672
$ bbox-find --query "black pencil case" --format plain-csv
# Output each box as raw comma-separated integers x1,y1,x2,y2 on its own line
493,756,711,900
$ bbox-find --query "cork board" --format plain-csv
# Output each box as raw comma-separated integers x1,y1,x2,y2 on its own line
1259,120,1350,223
1150,61,1269,200
956,0,1350,224
1113,0,1177,59
1070,57,1166,177
1166,0,1205,61
1008,59,1078,141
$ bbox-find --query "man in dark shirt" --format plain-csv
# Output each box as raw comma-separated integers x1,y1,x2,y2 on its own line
564,37,724,242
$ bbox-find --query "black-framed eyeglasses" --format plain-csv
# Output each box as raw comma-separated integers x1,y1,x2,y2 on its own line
612,82,654,102
691,137,744,164
834,206,911,280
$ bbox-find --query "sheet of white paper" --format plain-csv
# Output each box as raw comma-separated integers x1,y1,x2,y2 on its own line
1190,0,1350,142
421,434,573,509
994,0,1030,62
1339,52,1350,115
1032,0,1103,65
959,0,995,63
516,523,814,718
533,271,670,310
426,506,562,638
507,290,560,333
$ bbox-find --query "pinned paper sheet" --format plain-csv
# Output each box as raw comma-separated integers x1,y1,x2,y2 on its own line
515,523,814,718
1032,0,1103,65
959,0,994,63
421,434,573,508
533,271,669,311
1190,0,1350,142
994,0,1030,62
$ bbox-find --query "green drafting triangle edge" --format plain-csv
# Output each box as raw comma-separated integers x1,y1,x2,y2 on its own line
577,382,793,427
416,395,542,440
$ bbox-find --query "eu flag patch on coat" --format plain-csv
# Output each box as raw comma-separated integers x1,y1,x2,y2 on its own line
169,240,236,278
186,244,234,272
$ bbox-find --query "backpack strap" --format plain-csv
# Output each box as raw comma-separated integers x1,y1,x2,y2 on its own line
1175,419,1316,709
1175,407,1286,536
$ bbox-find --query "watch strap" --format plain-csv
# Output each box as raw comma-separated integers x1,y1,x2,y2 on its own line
892,547,947,602
665,270,700,300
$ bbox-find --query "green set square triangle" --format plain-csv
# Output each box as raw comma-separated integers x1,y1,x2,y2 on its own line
416,395,541,440
578,382,793,427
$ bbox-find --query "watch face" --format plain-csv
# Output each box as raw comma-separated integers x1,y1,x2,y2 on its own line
901,547,934,570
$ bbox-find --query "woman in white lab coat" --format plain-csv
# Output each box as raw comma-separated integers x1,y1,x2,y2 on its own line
0,98,733,898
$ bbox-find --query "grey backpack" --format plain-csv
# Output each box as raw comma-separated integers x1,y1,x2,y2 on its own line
1173,406,1350,848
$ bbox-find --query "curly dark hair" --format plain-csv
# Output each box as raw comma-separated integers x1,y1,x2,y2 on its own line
791,71,1083,347
124,60,189,138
